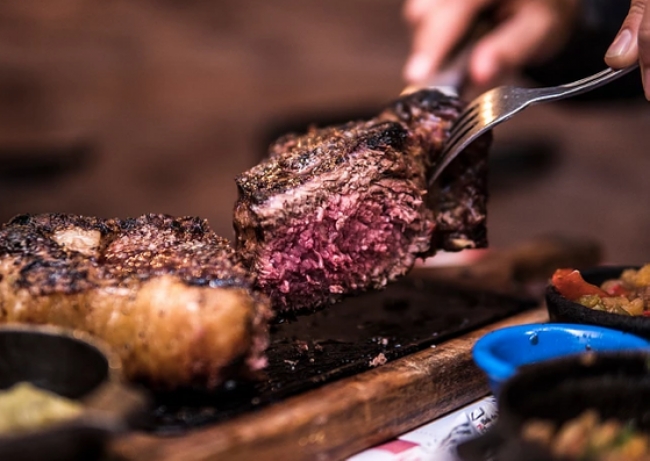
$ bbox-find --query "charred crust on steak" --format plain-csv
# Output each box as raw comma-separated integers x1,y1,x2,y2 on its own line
379,89,467,173
236,121,409,204
0,213,252,296
385,88,462,125
431,127,491,251
383,89,491,251
102,214,251,289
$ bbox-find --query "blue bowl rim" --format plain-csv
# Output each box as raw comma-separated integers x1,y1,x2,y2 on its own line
473,323,650,383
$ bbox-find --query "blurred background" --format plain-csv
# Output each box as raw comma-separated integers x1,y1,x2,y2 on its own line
0,0,648,264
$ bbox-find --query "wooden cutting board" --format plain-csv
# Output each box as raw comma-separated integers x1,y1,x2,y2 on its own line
111,308,548,461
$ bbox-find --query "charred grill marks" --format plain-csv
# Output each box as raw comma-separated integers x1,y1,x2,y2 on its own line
0,213,251,296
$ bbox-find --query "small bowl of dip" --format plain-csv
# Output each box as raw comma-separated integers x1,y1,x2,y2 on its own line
472,323,650,395
0,324,148,461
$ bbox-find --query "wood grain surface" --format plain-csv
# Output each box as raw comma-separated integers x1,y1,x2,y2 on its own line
111,307,549,461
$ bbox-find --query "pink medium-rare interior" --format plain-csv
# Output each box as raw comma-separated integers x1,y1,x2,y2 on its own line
254,178,434,311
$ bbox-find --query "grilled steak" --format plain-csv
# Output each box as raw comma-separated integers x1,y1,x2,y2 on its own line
0,213,272,389
234,89,491,313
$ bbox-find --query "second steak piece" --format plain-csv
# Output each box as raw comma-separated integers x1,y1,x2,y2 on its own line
0,213,272,389
234,89,491,313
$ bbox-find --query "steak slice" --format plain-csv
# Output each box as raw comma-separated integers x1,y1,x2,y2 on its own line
234,89,491,313
0,213,272,389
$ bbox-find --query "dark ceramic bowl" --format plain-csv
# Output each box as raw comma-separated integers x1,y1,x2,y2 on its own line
0,324,148,461
459,350,650,461
545,265,650,339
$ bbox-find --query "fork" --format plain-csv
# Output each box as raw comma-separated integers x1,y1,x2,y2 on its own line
429,64,639,186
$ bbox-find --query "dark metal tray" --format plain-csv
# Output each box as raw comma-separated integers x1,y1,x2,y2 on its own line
149,274,536,433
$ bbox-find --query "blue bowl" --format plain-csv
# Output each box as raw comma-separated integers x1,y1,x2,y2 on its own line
473,323,650,395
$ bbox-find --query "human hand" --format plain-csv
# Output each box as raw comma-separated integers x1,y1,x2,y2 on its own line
604,0,650,99
403,0,581,87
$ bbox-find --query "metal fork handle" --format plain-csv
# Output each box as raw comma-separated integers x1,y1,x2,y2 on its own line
428,63,639,187
527,64,639,103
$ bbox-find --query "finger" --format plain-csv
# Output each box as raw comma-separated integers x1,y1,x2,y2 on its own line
637,1,650,99
469,2,556,85
403,0,435,25
604,0,644,69
404,0,488,84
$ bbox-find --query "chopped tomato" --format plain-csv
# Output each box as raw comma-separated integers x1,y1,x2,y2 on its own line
602,281,630,297
642,311,650,317
551,268,609,301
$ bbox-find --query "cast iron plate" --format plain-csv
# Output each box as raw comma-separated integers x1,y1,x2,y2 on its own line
149,274,536,434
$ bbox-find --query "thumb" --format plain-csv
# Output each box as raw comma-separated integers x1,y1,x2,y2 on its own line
604,1,644,68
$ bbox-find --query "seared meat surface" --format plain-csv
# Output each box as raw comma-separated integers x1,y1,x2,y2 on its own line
235,89,491,313
382,90,490,250
0,213,272,389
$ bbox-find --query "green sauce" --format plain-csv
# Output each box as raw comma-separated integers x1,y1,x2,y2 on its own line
0,382,83,434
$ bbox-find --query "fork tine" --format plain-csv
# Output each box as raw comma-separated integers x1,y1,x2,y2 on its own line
447,110,479,143
443,126,475,161
450,102,480,132
446,124,492,160
443,122,476,158
430,121,491,184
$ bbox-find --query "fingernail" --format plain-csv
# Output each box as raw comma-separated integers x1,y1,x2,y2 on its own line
476,61,495,86
404,54,432,82
606,29,633,58
472,54,497,86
